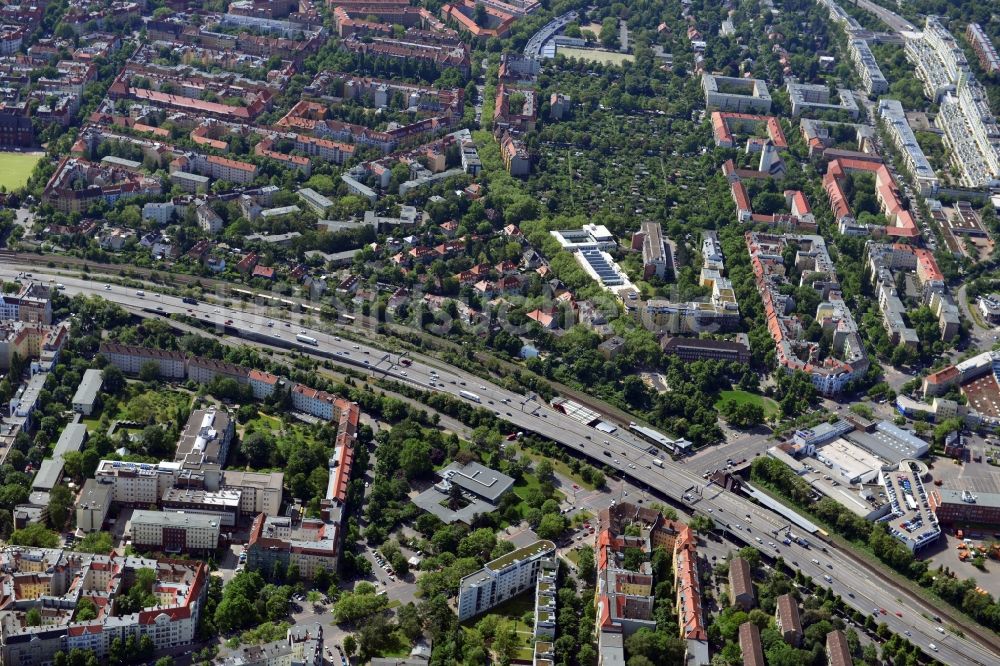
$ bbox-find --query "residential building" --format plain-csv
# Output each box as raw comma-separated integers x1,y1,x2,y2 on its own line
76,478,112,533
497,128,529,176
0,281,52,324
827,630,854,666
0,551,207,666
967,23,1000,75
247,369,279,400
188,357,249,387
978,294,1000,325
219,624,323,666
775,593,802,645
747,233,868,395
786,82,858,119
702,74,772,113
174,408,235,466
905,17,1000,188
728,557,755,610
71,368,102,416
196,203,224,234
848,38,888,95
739,622,765,666
98,342,186,379
457,540,556,621
674,525,708,664
878,99,938,196
0,322,67,372
246,511,342,580
130,510,221,553
661,337,750,364
297,187,334,216
32,423,87,492
291,383,338,420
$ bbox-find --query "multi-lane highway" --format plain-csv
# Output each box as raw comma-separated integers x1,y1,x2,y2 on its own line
6,265,999,665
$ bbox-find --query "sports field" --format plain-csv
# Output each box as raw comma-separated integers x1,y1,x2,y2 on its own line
556,46,634,66
0,152,43,190
715,389,780,417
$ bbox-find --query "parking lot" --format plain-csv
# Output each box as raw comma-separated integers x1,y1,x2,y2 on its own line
928,451,1000,495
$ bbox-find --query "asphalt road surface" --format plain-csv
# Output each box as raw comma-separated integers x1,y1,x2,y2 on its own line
8,265,998,666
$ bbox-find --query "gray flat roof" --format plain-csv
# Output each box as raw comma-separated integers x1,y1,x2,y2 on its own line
132,509,221,529
72,369,103,408
439,461,514,503
32,459,65,491
54,423,88,457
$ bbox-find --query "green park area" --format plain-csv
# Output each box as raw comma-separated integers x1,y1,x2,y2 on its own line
0,152,42,190
715,389,780,418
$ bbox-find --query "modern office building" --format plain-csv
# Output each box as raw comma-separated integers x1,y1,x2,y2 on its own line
457,540,556,620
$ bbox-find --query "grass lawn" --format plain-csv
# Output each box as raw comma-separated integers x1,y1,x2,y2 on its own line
512,472,566,516
370,629,411,658
715,389,779,418
511,444,597,490
557,46,634,66
0,152,42,190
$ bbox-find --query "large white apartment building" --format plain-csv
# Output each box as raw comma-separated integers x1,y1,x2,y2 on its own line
457,540,556,621
0,281,52,324
904,16,1000,188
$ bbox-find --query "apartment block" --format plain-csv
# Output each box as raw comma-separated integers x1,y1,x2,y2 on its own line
160,487,241,527
98,342,187,379
94,459,183,506
130,509,222,553
291,383,338,420
0,550,207,666
634,221,672,279
878,99,939,196
0,281,52,324
786,82,858,119
967,23,999,75
457,540,556,621
675,525,708,665
747,232,868,395
702,74,771,113
739,622,765,666
775,594,802,645
728,557,755,611
660,336,750,364
848,38,888,96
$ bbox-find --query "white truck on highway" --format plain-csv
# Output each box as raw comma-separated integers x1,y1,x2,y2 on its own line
652,458,664,468
296,333,319,346
459,390,482,403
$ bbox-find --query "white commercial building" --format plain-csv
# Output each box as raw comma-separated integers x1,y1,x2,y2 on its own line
550,223,617,252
